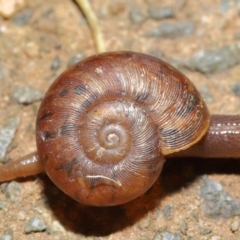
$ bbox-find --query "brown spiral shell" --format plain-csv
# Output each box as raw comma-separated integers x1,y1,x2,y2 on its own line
36,52,210,206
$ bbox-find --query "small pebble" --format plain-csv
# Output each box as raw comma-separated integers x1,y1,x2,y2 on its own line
51,220,65,233
231,220,239,232
68,53,85,67
163,204,172,220
148,50,164,59
0,61,4,81
234,32,240,39
180,220,188,235
129,7,147,24
0,0,26,18
18,211,26,220
1,229,13,240
231,82,240,96
166,58,185,70
201,228,212,235
153,233,161,240
5,181,22,203
199,176,240,218
24,41,40,58
187,43,240,73
199,86,214,103
51,235,64,240
12,10,32,26
0,200,8,212
146,21,194,38
191,212,199,221
24,216,47,233
154,231,183,240
220,0,234,12
1,235,13,240
12,86,43,104
51,56,61,70
210,236,222,240
138,216,150,230
0,115,20,160
0,183,8,192
148,6,174,20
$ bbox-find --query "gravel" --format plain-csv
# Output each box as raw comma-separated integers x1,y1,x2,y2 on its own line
0,200,8,212
51,56,61,70
68,53,86,67
129,7,147,24
0,229,13,240
12,10,32,26
146,21,194,38
0,115,20,161
186,43,240,73
200,228,212,235
0,0,27,18
12,86,43,104
24,216,47,233
199,176,240,218
148,6,175,20
163,204,172,221
154,232,183,240
230,220,239,232
179,220,187,235
231,81,240,96
5,181,22,203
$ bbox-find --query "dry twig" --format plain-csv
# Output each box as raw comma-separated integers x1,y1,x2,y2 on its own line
75,0,106,53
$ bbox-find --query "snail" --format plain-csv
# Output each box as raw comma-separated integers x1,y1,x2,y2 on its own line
0,51,239,206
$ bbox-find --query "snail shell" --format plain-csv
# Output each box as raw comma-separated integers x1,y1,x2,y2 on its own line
36,52,210,206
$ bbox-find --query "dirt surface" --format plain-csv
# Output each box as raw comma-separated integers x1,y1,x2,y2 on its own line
0,0,240,239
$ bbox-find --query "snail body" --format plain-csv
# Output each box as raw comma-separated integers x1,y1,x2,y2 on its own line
0,51,239,206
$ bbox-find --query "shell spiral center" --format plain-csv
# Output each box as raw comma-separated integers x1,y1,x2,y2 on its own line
80,101,133,164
